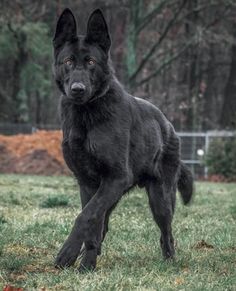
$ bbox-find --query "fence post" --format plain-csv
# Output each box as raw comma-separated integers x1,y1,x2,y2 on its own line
204,132,209,179
31,126,37,133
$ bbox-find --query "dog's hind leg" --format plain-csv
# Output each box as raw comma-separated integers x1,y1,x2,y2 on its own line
146,177,176,259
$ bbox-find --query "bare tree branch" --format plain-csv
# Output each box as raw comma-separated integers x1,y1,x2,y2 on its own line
0,86,7,99
129,0,188,83
135,39,194,87
134,0,173,35
134,3,230,89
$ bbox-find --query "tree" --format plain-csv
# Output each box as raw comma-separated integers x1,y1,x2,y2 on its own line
0,0,54,124
220,22,236,129
125,0,188,90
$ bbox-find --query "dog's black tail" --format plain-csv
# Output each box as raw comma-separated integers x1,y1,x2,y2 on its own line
177,162,194,205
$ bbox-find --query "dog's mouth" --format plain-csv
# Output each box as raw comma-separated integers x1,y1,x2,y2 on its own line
67,95,88,105
67,90,92,105
67,94,100,106
67,91,99,105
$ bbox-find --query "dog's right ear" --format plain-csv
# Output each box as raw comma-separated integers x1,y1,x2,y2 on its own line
53,8,77,49
86,9,111,54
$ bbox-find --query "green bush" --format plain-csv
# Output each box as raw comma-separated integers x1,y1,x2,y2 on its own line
205,137,236,179
40,195,69,208
0,215,7,224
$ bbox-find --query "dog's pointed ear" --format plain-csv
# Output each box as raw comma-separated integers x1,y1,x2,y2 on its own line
86,9,111,53
53,8,77,49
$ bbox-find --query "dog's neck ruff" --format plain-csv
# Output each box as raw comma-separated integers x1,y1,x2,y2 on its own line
88,83,110,104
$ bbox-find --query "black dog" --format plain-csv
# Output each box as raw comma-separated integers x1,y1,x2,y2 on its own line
53,8,194,271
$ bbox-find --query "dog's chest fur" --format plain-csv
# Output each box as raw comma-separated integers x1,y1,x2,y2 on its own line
61,99,112,183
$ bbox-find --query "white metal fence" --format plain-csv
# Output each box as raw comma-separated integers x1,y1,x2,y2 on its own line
178,131,236,178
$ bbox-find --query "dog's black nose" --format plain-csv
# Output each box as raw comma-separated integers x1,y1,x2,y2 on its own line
71,82,86,95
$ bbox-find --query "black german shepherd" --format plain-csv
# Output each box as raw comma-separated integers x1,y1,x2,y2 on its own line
53,8,194,272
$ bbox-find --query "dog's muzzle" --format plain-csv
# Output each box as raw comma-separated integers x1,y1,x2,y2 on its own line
71,82,86,97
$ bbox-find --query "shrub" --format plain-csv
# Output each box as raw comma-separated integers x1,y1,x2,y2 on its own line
0,215,7,224
205,137,236,180
40,195,69,208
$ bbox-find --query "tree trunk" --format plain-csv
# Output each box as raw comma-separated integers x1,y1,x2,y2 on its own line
7,25,28,123
184,0,199,131
202,44,216,130
126,0,143,90
220,24,236,129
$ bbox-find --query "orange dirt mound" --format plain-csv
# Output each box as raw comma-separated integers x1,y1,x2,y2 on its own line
0,130,70,176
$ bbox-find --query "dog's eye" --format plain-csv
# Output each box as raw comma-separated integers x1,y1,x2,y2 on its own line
87,58,96,65
64,58,73,66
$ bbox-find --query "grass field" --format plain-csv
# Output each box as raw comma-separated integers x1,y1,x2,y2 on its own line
0,175,235,290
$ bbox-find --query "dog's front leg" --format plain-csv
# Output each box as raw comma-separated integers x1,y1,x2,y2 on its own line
78,215,105,272
55,177,129,270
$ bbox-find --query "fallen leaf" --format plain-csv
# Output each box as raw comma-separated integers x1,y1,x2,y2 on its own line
3,285,24,291
182,267,189,274
194,240,214,249
174,277,184,285
9,273,27,281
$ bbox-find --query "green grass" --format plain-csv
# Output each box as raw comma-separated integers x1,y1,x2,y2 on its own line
0,174,235,290
40,195,70,208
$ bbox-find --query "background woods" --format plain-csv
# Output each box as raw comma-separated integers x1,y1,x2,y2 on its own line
0,0,235,131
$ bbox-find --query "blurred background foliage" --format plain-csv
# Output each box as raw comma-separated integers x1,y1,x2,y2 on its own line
0,0,236,131
206,137,236,180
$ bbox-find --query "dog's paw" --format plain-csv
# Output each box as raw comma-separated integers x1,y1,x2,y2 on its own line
78,249,97,273
55,240,82,268
78,263,95,273
163,251,175,261
162,245,175,261
160,236,175,260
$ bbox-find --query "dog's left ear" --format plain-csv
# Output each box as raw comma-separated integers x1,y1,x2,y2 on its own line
86,9,111,54
53,8,77,49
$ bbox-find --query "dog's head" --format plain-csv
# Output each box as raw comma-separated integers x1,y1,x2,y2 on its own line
53,9,111,105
